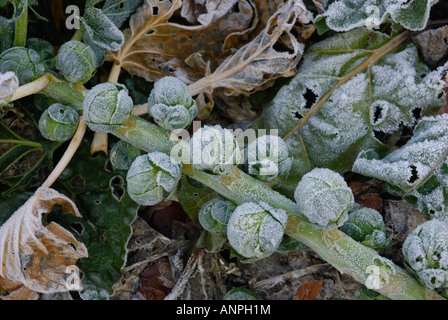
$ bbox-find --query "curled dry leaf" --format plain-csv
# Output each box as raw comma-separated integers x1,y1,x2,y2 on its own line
189,0,314,97
0,277,39,300
112,0,257,84
0,187,88,293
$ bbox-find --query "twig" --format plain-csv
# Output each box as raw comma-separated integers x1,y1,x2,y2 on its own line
164,247,204,300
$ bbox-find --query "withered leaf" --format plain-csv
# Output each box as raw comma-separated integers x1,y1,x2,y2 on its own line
293,280,324,300
0,277,39,300
0,187,88,293
112,0,256,83
188,0,314,97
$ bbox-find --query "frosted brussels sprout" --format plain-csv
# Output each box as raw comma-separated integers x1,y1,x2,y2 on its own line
147,76,197,130
126,152,182,206
0,71,19,107
190,125,241,175
402,219,448,290
294,168,354,230
55,40,97,83
83,82,133,134
341,207,390,253
198,198,236,237
110,140,142,171
224,288,258,300
227,201,287,259
38,103,79,142
244,134,292,183
0,47,45,85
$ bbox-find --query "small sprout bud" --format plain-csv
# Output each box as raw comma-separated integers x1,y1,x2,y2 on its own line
0,47,45,85
147,76,197,130
190,125,241,175
224,288,258,300
227,201,287,259
402,219,448,290
341,207,390,253
126,152,182,206
244,134,292,183
110,140,142,171
38,103,79,141
198,198,236,237
55,40,97,83
294,168,354,229
0,71,19,107
83,82,133,134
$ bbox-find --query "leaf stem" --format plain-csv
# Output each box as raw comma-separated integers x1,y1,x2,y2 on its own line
10,75,54,102
282,30,410,141
41,117,87,188
0,139,42,148
13,5,28,47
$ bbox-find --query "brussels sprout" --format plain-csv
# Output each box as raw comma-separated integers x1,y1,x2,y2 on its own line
38,103,80,141
294,168,354,230
0,17,14,52
0,47,45,85
110,140,142,171
198,198,236,237
147,76,198,130
244,134,292,183
83,82,133,134
0,71,19,107
126,152,182,206
402,219,448,291
224,288,258,300
341,207,390,253
55,40,97,83
190,125,241,175
227,201,287,259
26,38,55,62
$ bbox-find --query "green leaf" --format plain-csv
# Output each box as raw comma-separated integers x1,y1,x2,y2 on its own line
315,0,438,34
0,0,35,22
0,16,14,51
176,176,219,224
255,28,446,194
80,1,125,51
352,114,448,221
52,139,138,300
101,0,142,29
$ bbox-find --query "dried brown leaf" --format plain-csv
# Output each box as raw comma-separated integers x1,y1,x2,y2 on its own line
0,187,88,293
293,280,324,300
0,277,39,300
188,0,314,97
113,0,257,83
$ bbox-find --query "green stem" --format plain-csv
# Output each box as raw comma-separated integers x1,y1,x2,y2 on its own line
13,5,28,47
71,25,85,41
0,139,42,148
40,80,85,110
109,116,443,300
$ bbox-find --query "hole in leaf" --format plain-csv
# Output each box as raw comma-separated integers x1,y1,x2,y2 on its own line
373,105,383,124
110,175,125,201
411,107,422,122
94,199,101,205
232,1,240,13
152,6,159,15
119,2,124,9
293,111,303,121
70,175,85,193
408,165,419,184
147,29,155,35
273,37,295,54
105,159,114,172
303,88,317,110
71,222,84,235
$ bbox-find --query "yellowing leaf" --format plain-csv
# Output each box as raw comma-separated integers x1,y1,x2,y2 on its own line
0,187,88,293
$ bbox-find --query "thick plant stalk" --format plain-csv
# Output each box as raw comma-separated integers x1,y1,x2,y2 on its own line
108,117,443,300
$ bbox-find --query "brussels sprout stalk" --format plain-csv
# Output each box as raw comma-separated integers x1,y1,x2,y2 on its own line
101,114,443,300
13,6,28,47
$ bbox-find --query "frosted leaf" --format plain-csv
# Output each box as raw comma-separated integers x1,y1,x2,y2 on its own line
353,114,448,221
109,140,142,171
190,125,241,175
315,0,438,34
255,28,446,193
0,47,45,85
198,197,236,237
294,168,354,229
224,287,258,300
227,201,287,259
402,219,448,290
244,134,292,183
126,152,182,206
0,71,19,106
